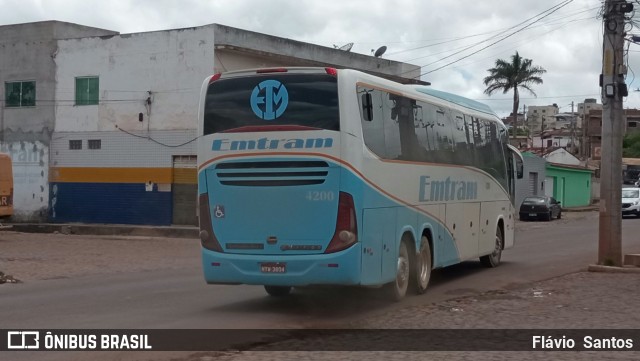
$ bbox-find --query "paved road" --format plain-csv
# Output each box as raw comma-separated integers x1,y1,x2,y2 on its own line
2,213,640,332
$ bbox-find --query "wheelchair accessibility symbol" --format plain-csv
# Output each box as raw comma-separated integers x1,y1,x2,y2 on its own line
214,205,225,219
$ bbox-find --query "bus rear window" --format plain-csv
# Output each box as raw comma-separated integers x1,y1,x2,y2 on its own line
204,73,339,135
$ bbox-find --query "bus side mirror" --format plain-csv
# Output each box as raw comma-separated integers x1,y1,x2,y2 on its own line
361,93,373,122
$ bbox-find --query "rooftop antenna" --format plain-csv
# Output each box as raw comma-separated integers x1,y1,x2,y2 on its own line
373,45,387,58
338,42,353,52
334,43,354,52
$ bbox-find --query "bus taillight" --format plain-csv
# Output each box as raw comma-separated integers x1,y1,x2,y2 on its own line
325,192,358,254
199,193,223,252
208,73,222,84
325,67,338,77
256,68,288,73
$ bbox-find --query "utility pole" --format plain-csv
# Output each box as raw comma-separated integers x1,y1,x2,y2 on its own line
523,104,527,147
599,0,631,266
541,116,546,150
571,101,576,154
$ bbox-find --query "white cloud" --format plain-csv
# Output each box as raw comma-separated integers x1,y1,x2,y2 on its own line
2,0,635,117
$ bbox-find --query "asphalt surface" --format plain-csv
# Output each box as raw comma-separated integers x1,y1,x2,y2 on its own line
1,212,640,360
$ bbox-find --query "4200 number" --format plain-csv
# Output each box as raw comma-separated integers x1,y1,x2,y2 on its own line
305,191,335,202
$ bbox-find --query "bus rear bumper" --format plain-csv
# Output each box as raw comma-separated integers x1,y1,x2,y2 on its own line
201,245,361,286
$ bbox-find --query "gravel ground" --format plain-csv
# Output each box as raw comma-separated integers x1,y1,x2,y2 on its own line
0,231,201,282
187,272,640,361
2,211,639,360
0,210,596,282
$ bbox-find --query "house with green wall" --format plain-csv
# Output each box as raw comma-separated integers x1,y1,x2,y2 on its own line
545,162,593,207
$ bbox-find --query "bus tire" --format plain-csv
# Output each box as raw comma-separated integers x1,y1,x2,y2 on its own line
264,285,292,297
480,226,503,268
413,236,432,295
385,240,410,301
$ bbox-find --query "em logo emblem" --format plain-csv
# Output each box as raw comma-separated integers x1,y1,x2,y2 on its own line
250,80,289,120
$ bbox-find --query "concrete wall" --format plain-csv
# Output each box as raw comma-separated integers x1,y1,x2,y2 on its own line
1,23,57,145
591,177,600,201
214,49,295,73
49,130,196,225
0,21,116,221
54,26,216,132
546,164,592,207
3,21,422,225
544,149,581,166
516,152,547,208
527,105,559,132
212,24,421,82
0,142,48,221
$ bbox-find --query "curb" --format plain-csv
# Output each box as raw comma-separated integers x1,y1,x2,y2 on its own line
562,207,599,213
5,223,199,239
587,264,640,273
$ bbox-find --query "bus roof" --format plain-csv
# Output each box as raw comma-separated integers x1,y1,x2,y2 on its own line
412,87,497,117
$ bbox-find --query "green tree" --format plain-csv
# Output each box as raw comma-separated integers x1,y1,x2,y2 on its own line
483,52,546,138
623,132,640,157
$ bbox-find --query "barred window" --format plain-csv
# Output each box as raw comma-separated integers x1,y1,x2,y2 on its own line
88,139,101,149
69,140,82,150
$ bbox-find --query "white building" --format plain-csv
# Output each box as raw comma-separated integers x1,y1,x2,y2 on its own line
577,98,602,129
526,104,559,133
532,129,578,150
3,21,421,225
543,148,581,166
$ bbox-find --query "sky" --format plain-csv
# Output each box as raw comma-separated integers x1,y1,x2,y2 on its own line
2,0,639,118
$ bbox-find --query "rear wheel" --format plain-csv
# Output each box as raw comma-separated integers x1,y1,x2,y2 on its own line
480,227,503,268
413,236,432,294
264,285,291,297
385,240,410,301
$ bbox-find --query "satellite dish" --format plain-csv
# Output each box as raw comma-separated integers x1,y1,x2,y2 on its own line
374,46,387,58
338,42,354,52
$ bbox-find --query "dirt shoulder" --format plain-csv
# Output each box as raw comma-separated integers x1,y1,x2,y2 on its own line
0,231,200,282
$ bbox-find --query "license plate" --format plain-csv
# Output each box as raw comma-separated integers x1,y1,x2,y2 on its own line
261,263,286,273
529,213,536,216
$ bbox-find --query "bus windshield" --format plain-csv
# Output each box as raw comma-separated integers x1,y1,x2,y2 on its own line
203,73,339,135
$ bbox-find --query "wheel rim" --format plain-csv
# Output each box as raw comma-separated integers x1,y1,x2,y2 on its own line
492,233,503,260
396,246,409,291
418,247,430,288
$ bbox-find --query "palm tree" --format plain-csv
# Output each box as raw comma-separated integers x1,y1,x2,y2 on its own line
483,52,546,139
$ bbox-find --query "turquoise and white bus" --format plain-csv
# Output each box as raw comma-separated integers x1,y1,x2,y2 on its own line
197,67,523,300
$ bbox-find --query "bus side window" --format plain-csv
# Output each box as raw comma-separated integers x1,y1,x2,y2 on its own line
515,154,523,179
361,92,373,122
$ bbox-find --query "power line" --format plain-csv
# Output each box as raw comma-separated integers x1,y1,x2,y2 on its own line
390,6,600,62
115,126,199,148
476,93,600,101
393,0,575,76
413,0,575,78
398,14,597,68
442,16,599,72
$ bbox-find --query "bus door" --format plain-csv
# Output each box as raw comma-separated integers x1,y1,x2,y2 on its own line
506,145,524,204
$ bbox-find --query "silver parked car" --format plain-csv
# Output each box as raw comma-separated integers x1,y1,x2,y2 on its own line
622,188,640,217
